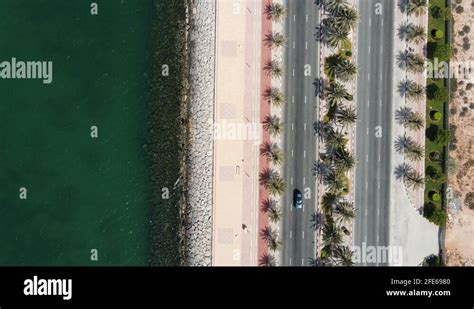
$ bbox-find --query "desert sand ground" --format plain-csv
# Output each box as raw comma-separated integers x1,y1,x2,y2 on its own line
445,0,474,266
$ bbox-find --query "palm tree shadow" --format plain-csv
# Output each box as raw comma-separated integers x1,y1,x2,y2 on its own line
396,50,408,70
395,163,413,181
398,0,408,13
395,106,412,125
258,167,274,186
397,22,409,41
397,79,408,97
313,77,324,97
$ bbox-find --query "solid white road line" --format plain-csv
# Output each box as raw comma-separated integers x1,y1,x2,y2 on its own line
291,177,293,185
292,122,294,131
305,41,308,49
365,207,368,216
289,257,292,265
366,154,369,162
303,177,306,184
291,149,294,157
378,181,381,190
366,181,368,190
368,73,370,81
293,41,295,49
304,150,306,158
306,14,308,22
301,258,304,265
292,69,295,76
302,231,305,239
292,96,294,103
290,231,292,239
304,95,307,103
304,123,307,131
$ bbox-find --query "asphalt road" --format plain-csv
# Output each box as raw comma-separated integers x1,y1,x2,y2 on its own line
281,0,320,266
353,0,395,266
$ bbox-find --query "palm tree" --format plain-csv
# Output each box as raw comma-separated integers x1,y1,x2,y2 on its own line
407,53,425,73
406,24,426,45
322,192,338,215
394,162,414,181
262,115,283,137
323,170,345,194
260,141,284,166
263,31,287,49
394,135,424,161
268,236,282,252
334,200,355,225
259,225,276,243
322,222,343,253
405,170,424,189
326,129,348,149
263,59,284,79
405,140,424,161
405,111,424,131
336,105,357,129
332,246,354,266
325,0,348,15
325,81,353,106
326,26,350,49
406,80,424,102
334,147,355,172
334,59,357,82
258,253,276,266
407,0,428,17
334,6,358,31
264,3,287,23
260,197,282,223
259,168,285,196
263,86,285,107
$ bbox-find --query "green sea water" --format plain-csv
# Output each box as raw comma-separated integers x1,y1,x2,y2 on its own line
0,0,156,265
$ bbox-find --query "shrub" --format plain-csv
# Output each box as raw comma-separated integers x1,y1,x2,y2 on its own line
424,203,446,227
432,28,444,40
432,193,441,202
422,254,440,266
435,129,451,146
433,44,452,62
430,110,442,121
434,86,449,102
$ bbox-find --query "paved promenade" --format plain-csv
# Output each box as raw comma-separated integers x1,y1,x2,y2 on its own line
212,0,262,266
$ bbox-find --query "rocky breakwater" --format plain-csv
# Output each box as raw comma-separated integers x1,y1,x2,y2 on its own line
184,0,215,266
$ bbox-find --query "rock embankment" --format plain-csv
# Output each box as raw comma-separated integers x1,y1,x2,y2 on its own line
184,0,215,266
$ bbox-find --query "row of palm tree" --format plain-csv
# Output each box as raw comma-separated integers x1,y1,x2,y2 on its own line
314,0,360,266
393,1,428,192
260,3,289,266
